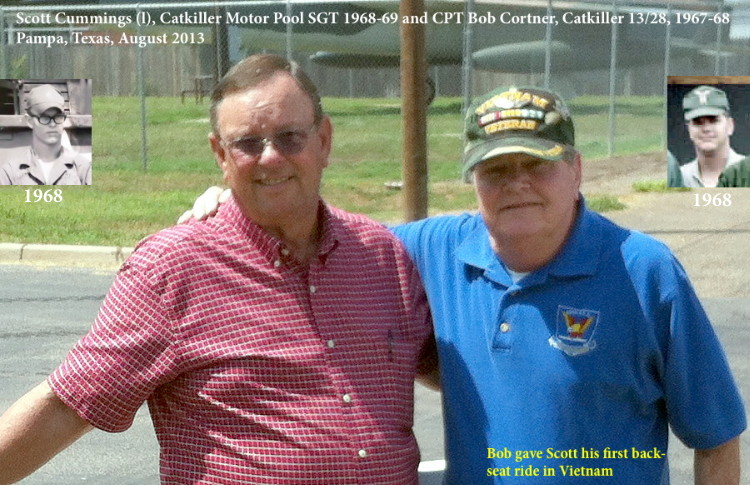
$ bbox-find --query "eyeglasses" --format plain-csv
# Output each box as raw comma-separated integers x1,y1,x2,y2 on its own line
222,125,317,161
32,113,67,125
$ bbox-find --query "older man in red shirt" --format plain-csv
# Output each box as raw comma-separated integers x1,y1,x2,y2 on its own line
0,55,435,484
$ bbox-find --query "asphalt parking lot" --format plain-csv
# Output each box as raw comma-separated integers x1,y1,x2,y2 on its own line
1,188,749,483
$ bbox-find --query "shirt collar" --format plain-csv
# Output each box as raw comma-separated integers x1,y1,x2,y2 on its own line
455,218,510,285
315,203,339,260
456,198,600,286
685,148,744,186
214,196,339,265
543,199,600,278
20,146,75,168
16,146,79,185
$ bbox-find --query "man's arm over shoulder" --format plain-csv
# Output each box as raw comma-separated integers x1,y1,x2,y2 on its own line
0,380,93,484
694,436,740,485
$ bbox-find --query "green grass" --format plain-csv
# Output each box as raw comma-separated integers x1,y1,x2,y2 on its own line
632,179,691,192
571,96,664,160
587,195,627,212
0,95,663,246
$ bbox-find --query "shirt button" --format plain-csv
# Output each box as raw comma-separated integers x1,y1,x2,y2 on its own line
273,260,281,268
342,394,352,404
500,322,511,333
281,248,290,256
309,285,317,294
327,339,335,349
358,449,368,459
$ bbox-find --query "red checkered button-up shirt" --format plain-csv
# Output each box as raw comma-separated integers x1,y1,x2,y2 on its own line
49,198,434,484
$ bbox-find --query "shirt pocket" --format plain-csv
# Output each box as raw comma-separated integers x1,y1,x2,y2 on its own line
381,329,419,411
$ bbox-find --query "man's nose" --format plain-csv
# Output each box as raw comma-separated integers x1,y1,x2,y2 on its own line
502,165,533,188
256,141,284,165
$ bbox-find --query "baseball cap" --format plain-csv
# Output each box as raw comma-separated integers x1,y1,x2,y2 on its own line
683,85,729,120
24,84,65,115
463,86,575,180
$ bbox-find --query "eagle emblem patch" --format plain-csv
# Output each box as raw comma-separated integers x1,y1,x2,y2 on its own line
549,306,600,356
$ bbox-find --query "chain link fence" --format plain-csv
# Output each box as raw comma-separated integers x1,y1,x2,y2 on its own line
0,0,744,165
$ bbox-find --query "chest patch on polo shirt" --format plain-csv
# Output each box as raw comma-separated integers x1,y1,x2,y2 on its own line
549,306,600,356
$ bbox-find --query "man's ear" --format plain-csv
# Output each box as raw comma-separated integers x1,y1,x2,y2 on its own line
317,115,333,168
209,132,226,171
24,113,33,129
573,151,583,191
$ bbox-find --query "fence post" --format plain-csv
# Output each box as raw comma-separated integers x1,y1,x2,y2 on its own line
0,7,6,79
607,0,619,157
544,0,553,89
400,0,428,221
663,3,672,150
137,4,149,171
461,0,475,115
286,0,293,60
714,0,725,75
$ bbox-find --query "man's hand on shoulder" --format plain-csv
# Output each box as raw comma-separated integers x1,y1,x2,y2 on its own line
178,186,232,224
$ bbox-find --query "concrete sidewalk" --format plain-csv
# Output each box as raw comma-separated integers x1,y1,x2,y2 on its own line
1,189,748,297
0,242,133,268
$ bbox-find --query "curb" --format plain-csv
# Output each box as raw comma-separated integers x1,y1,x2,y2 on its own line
0,243,134,266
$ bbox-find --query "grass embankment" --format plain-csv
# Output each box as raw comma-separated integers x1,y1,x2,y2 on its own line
0,95,663,246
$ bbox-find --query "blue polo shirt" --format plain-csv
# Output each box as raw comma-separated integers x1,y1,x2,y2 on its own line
393,203,745,484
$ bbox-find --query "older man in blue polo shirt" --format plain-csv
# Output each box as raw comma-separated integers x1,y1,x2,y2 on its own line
393,86,744,484
188,86,745,484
